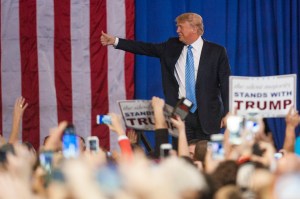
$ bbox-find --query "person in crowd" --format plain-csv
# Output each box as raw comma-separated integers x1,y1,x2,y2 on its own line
100,12,231,142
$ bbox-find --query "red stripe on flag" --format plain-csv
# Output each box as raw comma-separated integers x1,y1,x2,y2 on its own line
90,0,109,150
125,0,135,100
54,0,73,123
19,0,40,149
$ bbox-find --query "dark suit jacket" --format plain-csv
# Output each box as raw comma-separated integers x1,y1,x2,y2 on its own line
116,37,231,134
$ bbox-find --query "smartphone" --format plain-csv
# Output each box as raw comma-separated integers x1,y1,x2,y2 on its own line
227,115,243,145
160,143,172,158
208,134,224,160
87,136,100,152
39,151,54,173
172,98,193,120
62,124,79,158
96,115,112,125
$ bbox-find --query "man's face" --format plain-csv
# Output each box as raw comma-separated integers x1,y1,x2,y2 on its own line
176,21,196,45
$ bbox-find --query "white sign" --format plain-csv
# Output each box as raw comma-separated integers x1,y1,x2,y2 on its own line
229,74,297,117
118,100,178,137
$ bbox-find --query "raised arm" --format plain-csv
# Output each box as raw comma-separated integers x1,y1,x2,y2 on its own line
151,96,169,158
9,96,28,143
107,113,133,159
283,107,300,152
171,115,189,157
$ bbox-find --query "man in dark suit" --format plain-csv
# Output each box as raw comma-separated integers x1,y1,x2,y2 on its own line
101,13,231,141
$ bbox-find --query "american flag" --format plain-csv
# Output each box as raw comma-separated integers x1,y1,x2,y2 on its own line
0,0,135,151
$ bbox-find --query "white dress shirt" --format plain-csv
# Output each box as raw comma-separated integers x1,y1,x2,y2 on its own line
174,36,204,99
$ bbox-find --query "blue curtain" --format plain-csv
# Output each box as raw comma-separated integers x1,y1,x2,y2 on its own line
134,0,300,149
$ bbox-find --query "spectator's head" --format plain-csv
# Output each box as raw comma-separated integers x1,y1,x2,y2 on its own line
0,143,15,165
210,160,239,191
193,140,208,162
214,185,242,199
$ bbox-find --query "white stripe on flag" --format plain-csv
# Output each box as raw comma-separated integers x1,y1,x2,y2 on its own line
37,0,58,145
71,0,91,140
107,0,127,151
1,0,22,140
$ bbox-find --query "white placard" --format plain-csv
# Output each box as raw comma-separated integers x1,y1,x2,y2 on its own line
118,100,178,137
229,74,297,117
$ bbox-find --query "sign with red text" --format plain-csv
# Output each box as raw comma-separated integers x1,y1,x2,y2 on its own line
118,100,178,137
229,74,297,117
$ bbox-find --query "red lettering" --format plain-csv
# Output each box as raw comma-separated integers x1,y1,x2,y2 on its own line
234,100,243,109
148,117,155,125
138,118,148,125
257,101,267,110
246,101,255,109
270,101,281,110
284,100,292,109
126,118,136,125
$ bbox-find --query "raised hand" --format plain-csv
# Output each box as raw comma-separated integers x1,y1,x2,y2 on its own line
100,31,116,46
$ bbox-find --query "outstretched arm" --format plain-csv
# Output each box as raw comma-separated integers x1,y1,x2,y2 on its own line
9,96,28,143
107,113,133,159
171,115,189,157
283,107,300,152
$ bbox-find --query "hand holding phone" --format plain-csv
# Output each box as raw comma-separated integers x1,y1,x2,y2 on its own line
62,124,79,158
96,115,112,125
87,136,100,153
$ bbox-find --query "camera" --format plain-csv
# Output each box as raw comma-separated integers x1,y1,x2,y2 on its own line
87,136,100,152
160,143,172,158
96,115,112,125
172,98,193,120
62,124,79,158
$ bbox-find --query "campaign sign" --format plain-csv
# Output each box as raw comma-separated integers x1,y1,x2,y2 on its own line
118,100,178,137
229,74,297,117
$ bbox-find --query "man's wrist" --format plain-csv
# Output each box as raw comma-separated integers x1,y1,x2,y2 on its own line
114,37,119,46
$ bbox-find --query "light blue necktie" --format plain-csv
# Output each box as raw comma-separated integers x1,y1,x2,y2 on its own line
185,45,197,113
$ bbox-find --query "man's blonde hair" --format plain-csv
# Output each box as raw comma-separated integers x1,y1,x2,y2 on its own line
175,13,204,35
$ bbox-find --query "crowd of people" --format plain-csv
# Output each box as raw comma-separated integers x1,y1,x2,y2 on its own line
0,96,300,199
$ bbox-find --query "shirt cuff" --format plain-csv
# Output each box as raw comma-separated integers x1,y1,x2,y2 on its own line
118,135,128,141
114,37,119,47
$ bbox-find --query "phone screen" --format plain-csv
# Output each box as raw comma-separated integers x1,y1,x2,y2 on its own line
39,151,53,173
62,125,79,158
227,116,243,145
89,140,99,152
208,141,224,160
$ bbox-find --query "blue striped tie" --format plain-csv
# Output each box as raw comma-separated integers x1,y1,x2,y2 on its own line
185,45,197,113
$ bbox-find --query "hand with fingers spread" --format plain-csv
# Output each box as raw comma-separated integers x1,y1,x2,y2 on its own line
127,129,138,144
100,31,116,46
9,96,29,143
